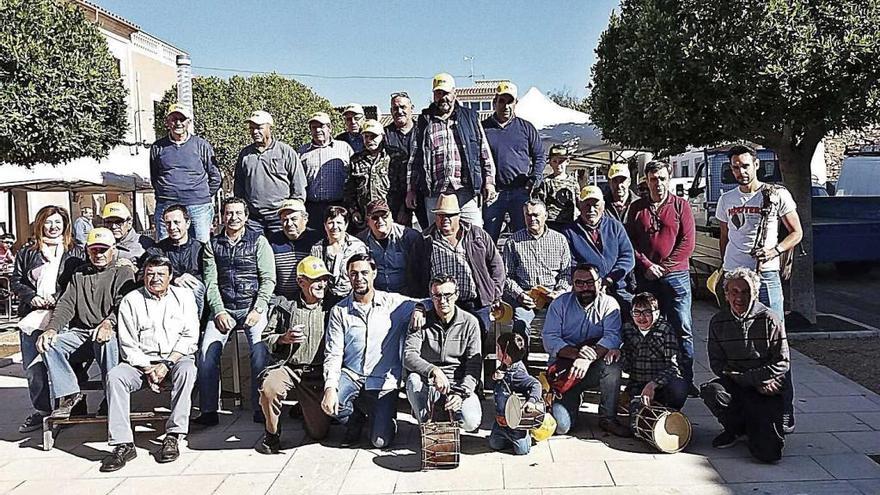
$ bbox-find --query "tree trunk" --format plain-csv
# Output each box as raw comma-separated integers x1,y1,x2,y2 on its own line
775,142,818,324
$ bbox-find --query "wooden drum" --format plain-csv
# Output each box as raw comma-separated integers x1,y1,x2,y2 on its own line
632,404,692,453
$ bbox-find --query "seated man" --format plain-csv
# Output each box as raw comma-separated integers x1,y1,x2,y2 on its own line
257,256,333,454
541,262,629,437
404,275,482,432
37,228,135,418
619,292,688,424
101,256,199,472
146,204,207,315
701,268,789,463
196,197,276,426
321,253,424,449
268,199,322,300
102,202,153,268
357,199,421,296
502,199,571,349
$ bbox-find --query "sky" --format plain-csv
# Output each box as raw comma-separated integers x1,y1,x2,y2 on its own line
93,0,620,113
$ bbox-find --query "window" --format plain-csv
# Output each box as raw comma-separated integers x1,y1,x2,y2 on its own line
481,101,492,111
681,159,690,177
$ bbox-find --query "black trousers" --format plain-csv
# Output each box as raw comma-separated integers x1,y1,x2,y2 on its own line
701,376,785,463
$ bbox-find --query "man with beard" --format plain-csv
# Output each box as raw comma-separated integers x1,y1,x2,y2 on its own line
321,253,425,449
299,112,354,230
146,205,207,315
604,164,634,223
268,199,322,300
233,110,307,235
256,256,333,454
702,268,789,463
357,199,421,295
150,103,222,242
336,103,365,153
562,186,635,314
481,82,544,241
715,144,802,433
344,120,407,232
541,263,629,437
407,73,497,227
102,202,154,268
384,92,426,227
626,160,697,395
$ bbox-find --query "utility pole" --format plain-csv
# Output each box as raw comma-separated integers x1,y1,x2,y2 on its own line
463,56,475,82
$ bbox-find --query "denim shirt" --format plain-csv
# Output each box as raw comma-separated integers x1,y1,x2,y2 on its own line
542,291,622,364
357,224,420,295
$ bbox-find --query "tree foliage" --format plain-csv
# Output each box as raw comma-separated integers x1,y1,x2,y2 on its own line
547,87,590,113
155,73,340,189
0,0,128,166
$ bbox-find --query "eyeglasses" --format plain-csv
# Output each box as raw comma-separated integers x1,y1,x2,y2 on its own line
391,92,410,99
370,212,390,221
104,218,128,225
573,278,598,287
430,291,457,301
631,309,656,318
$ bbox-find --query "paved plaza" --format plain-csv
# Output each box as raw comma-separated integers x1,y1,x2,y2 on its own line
0,300,878,495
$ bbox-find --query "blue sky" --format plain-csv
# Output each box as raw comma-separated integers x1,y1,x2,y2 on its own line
94,0,619,112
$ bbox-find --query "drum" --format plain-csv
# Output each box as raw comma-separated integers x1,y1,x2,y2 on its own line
632,404,692,453
504,393,546,431
420,420,460,470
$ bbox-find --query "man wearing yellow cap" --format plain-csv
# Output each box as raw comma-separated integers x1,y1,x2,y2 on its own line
344,119,408,232
336,103,366,153
256,256,332,454
481,81,545,241
298,111,355,230
234,110,308,234
406,72,497,228
102,202,154,268
37,227,136,419
604,163,634,223
561,185,636,313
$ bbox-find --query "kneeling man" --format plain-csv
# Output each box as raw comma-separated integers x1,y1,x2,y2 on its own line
101,255,199,471
405,275,482,431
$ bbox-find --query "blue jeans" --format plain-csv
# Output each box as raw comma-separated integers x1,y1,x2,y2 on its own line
758,270,784,320
406,373,482,432
333,372,398,449
43,327,119,399
489,422,531,455
154,200,214,243
638,270,694,385
197,307,269,414
482,188,530,241
551,359,622,435
20,330,51,413
625,376,689,421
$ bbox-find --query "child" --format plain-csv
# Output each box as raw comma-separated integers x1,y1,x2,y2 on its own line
489,333,543,455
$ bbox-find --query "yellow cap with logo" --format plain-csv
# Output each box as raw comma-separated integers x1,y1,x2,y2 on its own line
101,202,131,220
296,256,331,279
579,185,604,202
86,227,116,248
607,163,630,179
432,73,455,92
495,81,518,99
361,119,384,136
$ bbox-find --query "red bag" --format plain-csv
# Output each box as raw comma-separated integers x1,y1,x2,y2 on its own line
545,338,600,398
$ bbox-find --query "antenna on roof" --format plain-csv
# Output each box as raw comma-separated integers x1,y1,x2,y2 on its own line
463,56,475,82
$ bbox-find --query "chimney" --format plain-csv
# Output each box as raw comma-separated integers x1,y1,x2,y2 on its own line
176,54,193,119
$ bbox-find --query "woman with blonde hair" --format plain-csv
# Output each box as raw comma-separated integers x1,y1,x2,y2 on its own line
10,205,85,432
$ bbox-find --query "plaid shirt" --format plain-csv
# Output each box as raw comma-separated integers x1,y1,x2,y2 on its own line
416,113,496,196
429,233,478,303
502,227,572,301
298,139,354,202
620,318,682,386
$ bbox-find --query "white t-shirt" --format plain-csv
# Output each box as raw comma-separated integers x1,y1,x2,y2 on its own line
715,185,796,272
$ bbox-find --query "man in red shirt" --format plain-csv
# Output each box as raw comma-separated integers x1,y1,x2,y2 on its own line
625,160,697,395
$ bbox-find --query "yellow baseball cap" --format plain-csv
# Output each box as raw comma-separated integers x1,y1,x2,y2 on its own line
296,256,331,280
277,199,306,216
495,81,518,99
361,119,384,136
166,103,192,120
432,72,455,92
607,164,630,180
342,103,365,116
308,111,332,125
579,185,604,202
246,110,274,126
101,202,131,220
86,227,116,248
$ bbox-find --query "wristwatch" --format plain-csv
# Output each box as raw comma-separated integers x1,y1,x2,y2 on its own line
159,359,174,370
255,306,265,314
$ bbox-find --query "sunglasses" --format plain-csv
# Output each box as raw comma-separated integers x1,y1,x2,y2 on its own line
370,212,390,221
391,92,410,99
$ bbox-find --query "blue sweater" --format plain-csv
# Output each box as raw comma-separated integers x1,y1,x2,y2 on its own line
482,116,544,190
562,216,635,288
150,135,222,205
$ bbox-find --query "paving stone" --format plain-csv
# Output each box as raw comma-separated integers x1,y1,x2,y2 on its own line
548,436,655,461
795,396,879,414
0,456,95,481
802,381,876,397
710,455,833,483
110,475,226,495
394,458,504,493
8,478,120,495
791,413,872,433
503,460,613,489
0,481,21,494
270,461,349,495
849,478,880,495
84,450,200,478
338,467,399,494
543,488,731,495
811,453,880,480
182,447,293,474
852,412,880,430
783,432,855,455
726,480,863,494
606,456,723,486
212,473,276,495
834,431,880,454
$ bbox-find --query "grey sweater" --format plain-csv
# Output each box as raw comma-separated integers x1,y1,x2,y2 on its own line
46,264,135,332
404,308,482,395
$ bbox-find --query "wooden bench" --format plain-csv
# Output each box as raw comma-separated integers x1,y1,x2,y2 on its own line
691,234,722,300
43,411,170,451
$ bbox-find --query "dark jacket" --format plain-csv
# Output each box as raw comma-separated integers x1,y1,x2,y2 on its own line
146,236,206,281
410,221,505,307
211,229,261,310
10,244,85,317
404,308,482,395
262,295,328,372
409,102,488,196
344,144,408,227
562,215,635,291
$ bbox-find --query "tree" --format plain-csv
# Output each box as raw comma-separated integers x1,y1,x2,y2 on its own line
0,0,128,165
547,87,590,113
155,73,340,189
588,0,880,323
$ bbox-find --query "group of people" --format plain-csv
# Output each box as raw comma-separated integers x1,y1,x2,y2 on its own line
9,71,803,472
